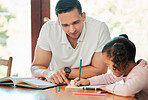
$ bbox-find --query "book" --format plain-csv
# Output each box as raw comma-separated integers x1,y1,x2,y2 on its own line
0,77,66,89
65,80,106,90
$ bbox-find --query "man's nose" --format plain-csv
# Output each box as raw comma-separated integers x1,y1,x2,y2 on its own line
69,25,75,33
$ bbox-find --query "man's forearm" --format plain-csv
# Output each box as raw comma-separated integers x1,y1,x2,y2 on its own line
68,65,107,79
31,65,48,77
31,65,57,78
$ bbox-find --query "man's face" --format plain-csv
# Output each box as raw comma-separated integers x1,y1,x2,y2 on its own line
58,8,86,39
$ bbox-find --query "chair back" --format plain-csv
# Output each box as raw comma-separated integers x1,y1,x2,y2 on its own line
0,57,13,77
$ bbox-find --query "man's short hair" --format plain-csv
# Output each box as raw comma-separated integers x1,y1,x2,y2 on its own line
55,0,82,17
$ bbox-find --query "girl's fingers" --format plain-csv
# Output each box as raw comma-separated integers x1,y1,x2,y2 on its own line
74,77,79,83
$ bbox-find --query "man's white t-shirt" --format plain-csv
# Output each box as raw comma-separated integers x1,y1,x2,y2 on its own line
37,16,111,71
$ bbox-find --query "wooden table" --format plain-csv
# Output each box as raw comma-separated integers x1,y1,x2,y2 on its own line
0,85,137,100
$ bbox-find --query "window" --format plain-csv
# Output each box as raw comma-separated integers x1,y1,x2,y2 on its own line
0,0,31,77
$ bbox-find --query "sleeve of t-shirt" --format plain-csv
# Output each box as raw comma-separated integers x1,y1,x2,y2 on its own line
36,22,51,51
88,72,122,85
95,22,111,52
105,67,146,97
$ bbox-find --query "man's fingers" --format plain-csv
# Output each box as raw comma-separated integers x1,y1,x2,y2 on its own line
46,69,69,84
52,74,60,84
50,79,56,84
48,75,59,84
37,77,45,80
63,77,70,85
55,71,64,83
48,71,64,84
60,72,70,85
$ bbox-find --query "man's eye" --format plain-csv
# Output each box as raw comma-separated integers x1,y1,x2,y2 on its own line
73,21,80,25
62,24,68,27
73,22,79,24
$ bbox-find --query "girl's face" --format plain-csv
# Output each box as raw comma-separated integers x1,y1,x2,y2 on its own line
102,52,123,77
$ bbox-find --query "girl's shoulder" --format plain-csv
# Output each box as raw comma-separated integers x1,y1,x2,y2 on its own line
127,59,148,78
137,59,148,68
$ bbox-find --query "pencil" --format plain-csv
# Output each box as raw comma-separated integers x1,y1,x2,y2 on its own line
74,92,106,96
83,87,102,90
78,58,82,81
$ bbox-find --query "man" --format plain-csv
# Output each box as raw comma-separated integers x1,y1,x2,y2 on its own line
31,0,111,85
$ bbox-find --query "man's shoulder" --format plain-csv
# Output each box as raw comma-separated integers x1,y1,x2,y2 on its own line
85,16,104,25
39,20,61,37
85,16,108,31
44,20,58,26
41,20,61,33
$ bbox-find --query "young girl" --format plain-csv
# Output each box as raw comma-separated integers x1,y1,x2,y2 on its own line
74,34,148,100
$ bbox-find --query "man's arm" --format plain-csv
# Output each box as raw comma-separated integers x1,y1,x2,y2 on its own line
31,47,107,84
68,52,107,79
47,52,106,84
31,46,52,77
31,46,70,84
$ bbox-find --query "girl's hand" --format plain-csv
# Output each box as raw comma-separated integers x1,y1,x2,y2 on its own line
74,77,90,86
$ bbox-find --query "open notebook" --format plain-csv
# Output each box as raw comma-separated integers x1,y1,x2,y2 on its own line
65,80,106,90
0,77,66,89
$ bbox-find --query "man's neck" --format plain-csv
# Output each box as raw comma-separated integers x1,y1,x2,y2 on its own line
67,35,78,49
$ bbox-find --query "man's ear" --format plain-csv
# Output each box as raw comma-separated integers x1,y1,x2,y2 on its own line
82,12,86,22
57,19,61,26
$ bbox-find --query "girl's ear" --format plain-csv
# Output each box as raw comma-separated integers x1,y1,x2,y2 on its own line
113,64,123,73
112,65,119,72
113,65,116,70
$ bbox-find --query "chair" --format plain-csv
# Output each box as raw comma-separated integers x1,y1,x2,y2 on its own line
0,57,13,77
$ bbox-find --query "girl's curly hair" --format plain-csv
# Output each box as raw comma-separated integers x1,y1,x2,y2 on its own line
102,34,136,72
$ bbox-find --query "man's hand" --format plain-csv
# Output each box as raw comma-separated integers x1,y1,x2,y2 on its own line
43,68,70,85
